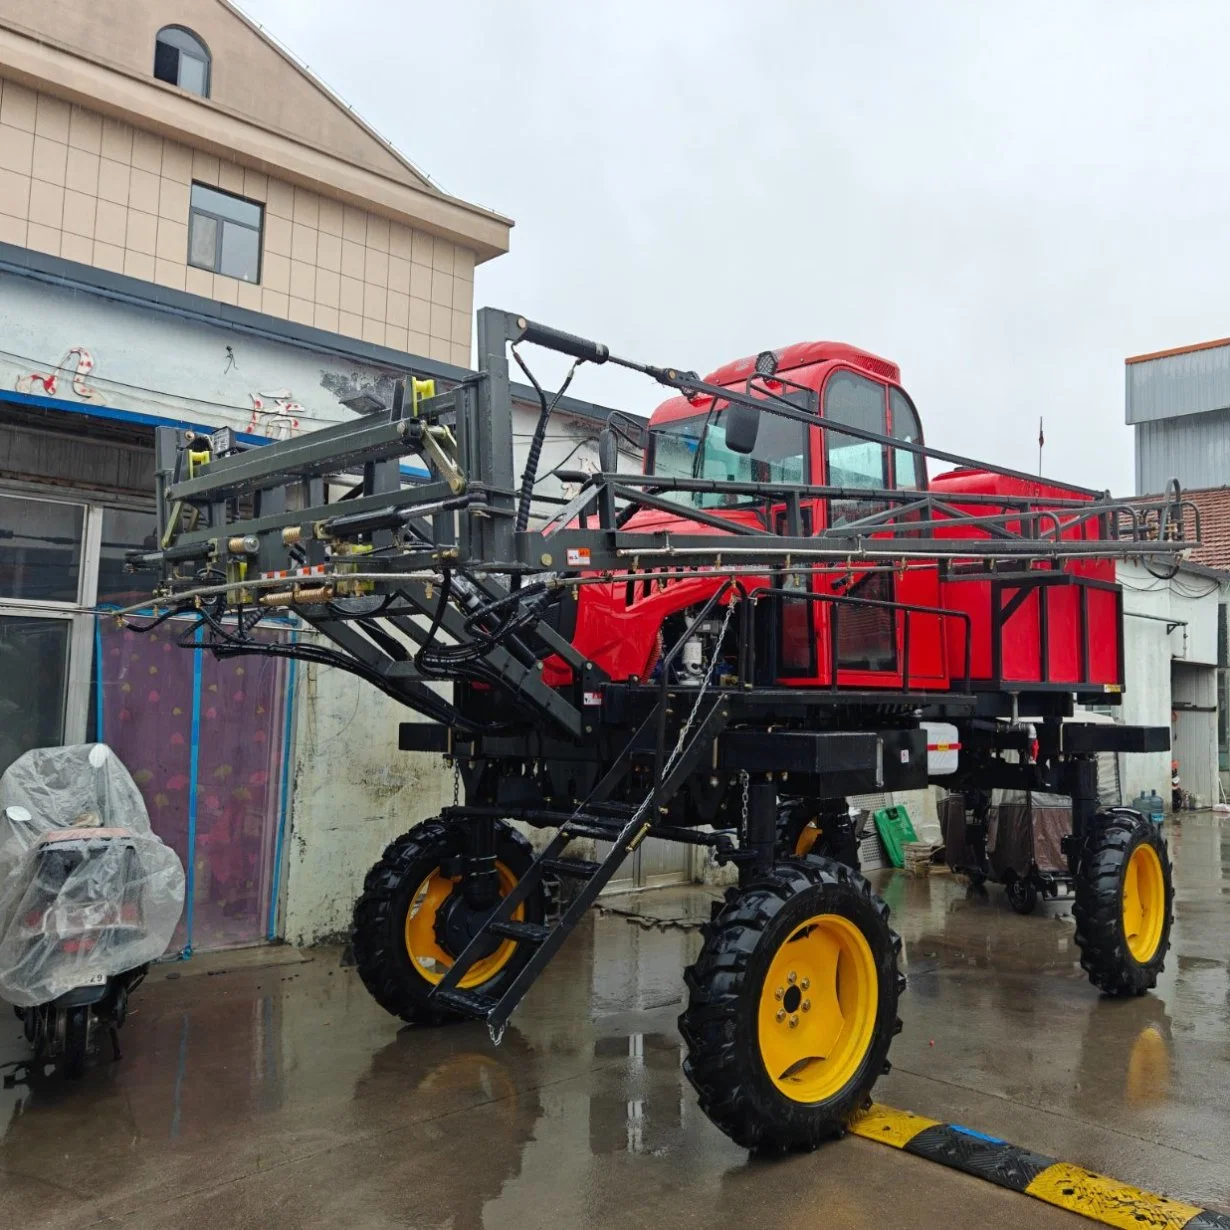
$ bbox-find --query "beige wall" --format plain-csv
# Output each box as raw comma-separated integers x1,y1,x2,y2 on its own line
1,0,428,193
0,77,474,366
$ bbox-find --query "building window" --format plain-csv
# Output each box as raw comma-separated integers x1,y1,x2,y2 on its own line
188,184,263,282
0,493,84,603
0,489,89,776
154,26,211,97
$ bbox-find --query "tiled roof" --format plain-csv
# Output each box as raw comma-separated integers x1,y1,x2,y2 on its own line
1155,485,1230,570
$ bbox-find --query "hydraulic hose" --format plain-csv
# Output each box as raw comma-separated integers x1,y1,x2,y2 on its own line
511,348,581,536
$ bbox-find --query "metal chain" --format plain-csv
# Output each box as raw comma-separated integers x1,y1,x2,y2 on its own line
491,595,737,1045
452,760,460,807
739,769,750,827
601,596,740,842
666,595,738,769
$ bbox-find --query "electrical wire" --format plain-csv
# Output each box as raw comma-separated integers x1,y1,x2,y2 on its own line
2,342,640,442
533,437,600,485
511,347,582,534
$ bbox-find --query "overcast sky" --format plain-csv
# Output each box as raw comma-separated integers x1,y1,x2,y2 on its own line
239,0,1228,494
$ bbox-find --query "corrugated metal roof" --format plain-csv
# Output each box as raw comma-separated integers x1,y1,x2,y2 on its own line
1135,409,1230,493
1126,343,1230,424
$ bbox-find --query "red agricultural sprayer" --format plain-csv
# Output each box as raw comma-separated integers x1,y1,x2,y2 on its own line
127,309,1193,1150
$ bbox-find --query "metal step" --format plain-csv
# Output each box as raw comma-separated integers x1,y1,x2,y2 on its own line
561,821,625,841
583,801,639,818
432,987,495,1020
428,704,720,1028
540,856,602,878
486,920,552,943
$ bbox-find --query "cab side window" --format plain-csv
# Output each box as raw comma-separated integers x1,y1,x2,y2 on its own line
824,372,888,489
824,371,888,527
889,389,926,490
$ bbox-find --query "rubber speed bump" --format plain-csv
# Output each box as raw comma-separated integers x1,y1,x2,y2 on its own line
849,1103,1230,1230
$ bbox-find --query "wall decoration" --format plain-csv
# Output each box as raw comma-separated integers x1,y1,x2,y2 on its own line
246,389,303,439
15,347,105,403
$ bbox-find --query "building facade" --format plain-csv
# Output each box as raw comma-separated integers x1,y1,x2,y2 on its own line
0,0,502,361
1121,337,1230,806
0,2,640,951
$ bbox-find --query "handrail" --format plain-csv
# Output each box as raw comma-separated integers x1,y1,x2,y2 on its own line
745,585,973,693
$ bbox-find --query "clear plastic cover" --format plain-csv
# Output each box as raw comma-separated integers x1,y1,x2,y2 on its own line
0,744,186,1007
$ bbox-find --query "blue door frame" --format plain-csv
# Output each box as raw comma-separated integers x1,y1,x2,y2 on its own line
94,610,298,956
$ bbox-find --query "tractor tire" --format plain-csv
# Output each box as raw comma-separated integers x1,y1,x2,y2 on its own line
776,799,860,869
679,856,902,1152
1073,810,1173,997
352,818,545,1025
1006,875,1038,916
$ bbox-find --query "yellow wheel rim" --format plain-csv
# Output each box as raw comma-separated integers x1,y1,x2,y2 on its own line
757,912,879,1103
404,862,523,988
794,823,821,856
1122,843,1166,964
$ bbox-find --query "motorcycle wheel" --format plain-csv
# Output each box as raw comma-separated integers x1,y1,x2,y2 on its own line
63,1006,91,1079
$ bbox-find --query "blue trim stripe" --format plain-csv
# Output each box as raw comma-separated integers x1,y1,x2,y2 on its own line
93,615,105,742
1,386,267,445
950,1125,1006,1145
182,623,204,958
0,387,431,478
267,637,297,940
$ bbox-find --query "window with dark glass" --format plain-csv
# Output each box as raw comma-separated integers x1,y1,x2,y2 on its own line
154,27,211,97
0,615,69,776
837,571,898,672
188,184,263,282
97,508,155,608
0,494,83,603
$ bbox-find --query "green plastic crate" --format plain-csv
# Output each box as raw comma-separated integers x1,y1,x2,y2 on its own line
873,804,918,869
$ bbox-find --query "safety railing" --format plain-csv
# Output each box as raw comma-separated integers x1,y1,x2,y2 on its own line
745,586,973,694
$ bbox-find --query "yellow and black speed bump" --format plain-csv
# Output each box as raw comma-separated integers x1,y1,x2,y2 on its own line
849,1104,1230,1230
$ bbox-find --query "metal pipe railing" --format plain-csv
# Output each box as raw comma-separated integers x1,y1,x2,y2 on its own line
745,585,973,693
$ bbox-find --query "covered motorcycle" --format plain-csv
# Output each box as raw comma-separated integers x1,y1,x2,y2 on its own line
0,744,184,1073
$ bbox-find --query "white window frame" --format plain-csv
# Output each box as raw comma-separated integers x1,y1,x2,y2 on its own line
0,481,147,747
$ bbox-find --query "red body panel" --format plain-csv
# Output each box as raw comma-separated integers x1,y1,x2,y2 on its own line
547,349,1124,698
929,469,1122,691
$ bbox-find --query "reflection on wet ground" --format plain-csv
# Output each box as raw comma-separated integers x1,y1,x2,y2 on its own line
2,816,1229,1228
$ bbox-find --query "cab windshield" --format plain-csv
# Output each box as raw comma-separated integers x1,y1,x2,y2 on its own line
648,402,808,509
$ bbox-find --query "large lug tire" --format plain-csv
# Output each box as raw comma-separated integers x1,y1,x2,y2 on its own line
352,818,545,1024
1073,810,1173,997
679,856,903,1152
776,799,860,870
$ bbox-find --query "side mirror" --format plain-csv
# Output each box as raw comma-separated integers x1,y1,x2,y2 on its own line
597,427,619,473
723,403,760,455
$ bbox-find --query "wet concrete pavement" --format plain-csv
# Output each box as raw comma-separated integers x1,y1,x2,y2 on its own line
2,814,1229,1229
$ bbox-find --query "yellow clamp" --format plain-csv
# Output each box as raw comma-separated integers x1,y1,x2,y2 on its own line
410,377,436,417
